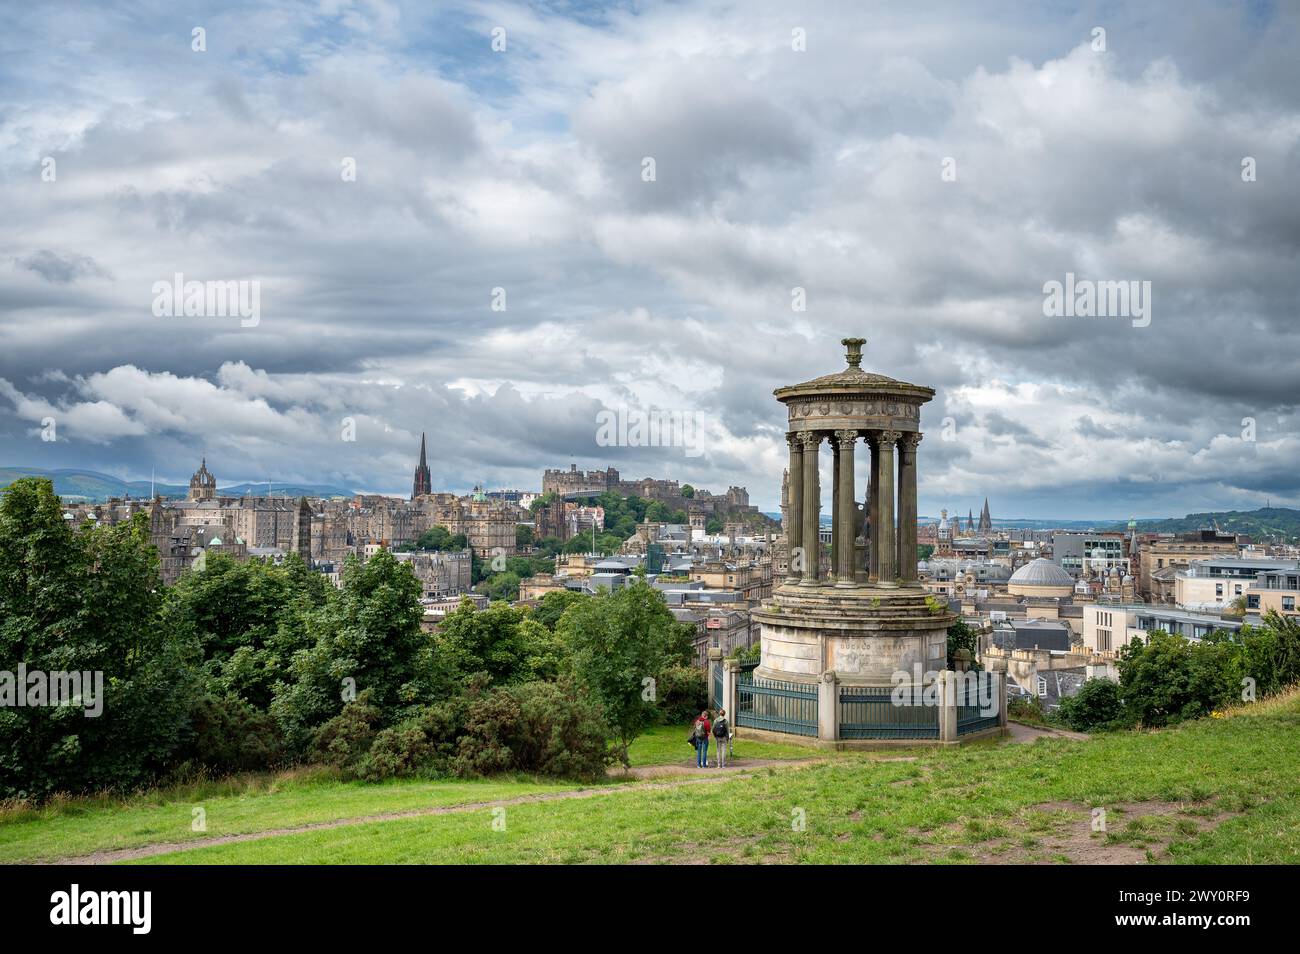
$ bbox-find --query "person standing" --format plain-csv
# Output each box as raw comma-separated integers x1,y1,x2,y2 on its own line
691,710,712,768
713,708,731,767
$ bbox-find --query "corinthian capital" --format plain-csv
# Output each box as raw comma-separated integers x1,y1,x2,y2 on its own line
797,430,821,450
900,432,923,453
878,429,902,445
833,429,858,449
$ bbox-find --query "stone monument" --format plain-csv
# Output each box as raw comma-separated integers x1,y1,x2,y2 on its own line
751,337,954,686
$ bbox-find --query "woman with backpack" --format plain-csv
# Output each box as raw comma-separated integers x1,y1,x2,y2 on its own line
713,708,731,767
690,710,711,768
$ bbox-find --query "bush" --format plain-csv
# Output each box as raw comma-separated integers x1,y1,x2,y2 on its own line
183,695,284,773
1007,695,1047,725
309,693,383,770
654,665,707,724
1055,679,1126,732
453,679,608,780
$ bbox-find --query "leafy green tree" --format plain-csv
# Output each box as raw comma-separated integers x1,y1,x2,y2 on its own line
271,550,427,750
557,579,690,767
705,517,724,534
946,619,980,670
165,551,325,708
680,484,694,498
414,525,455,551
0,479,193,798
530,590,586,631
431,600,540,689
516,525,534,548
479,571,522,603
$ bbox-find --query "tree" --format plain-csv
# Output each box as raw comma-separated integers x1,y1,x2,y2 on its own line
946,619,980,670
271,550,427,750
557,579,689,767
414,526,454,551
680,484,695,498
530,590,585,631
431,600,538,688
516,525,534,548
0,478,193,798
705,518,724,534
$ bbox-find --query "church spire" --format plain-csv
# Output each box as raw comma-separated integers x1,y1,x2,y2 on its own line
411,432,432,499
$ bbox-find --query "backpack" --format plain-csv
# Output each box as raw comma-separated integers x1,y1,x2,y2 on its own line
693,720,708,740
713,718,728,739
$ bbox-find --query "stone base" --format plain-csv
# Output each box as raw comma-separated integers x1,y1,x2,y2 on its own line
751,582,952,685
737,725,1007,750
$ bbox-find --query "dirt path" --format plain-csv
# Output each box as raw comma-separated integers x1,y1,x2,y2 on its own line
1007,722,1090,743
41,760,824,866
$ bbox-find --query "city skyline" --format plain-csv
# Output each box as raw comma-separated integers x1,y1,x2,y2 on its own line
2,1,1298,519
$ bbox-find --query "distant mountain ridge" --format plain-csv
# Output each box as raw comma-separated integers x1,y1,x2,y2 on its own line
1111,507,1300,542
0,467,356,503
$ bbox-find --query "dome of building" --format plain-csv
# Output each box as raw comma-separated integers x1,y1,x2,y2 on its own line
1007,558,1074,598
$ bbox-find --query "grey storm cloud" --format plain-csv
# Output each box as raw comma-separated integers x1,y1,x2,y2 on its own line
0,0,1298,519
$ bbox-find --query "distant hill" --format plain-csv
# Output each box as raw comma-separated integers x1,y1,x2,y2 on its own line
1112,508,1300,543
0,468,356,503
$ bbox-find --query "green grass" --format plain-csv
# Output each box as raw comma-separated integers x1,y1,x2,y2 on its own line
126,691,1300,864
9,693,1300,865
0,769,585,864
0,724,830,863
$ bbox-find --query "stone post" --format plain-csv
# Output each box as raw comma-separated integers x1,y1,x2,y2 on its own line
818,670,839,742
800,431,821,585
938,670,958,742
785,433,803,585
897,432,921,585
708,648,723,708
995,671,1007,730
834,430,858,587
723,658,739,726
876,430,899,586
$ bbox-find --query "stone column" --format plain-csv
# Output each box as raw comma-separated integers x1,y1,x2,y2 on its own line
897,432,921,585
834,430,858,587
867,435,880,582
876,430,899,586
800,430,821,585
830,438,841,584
785,433,803,585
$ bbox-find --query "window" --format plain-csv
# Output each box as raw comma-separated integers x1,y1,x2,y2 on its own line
1285,597,1296,612
1098,629,1111,652
1215,584,1223,597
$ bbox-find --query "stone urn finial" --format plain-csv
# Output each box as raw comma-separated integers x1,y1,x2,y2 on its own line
841,337,866,369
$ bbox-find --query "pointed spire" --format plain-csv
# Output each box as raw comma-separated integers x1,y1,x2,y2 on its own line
419,432,428,467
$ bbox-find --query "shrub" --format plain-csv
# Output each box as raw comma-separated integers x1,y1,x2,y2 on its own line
453,679,608,780
309,692,383,769
1055,678,1126,732
1007,695,1047,725
654,665,707,724
183,694,284,773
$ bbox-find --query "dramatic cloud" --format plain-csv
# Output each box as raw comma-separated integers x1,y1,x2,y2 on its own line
0,0,1297,519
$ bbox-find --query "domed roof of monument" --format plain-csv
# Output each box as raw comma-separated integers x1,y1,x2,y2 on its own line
774,337,933,400
1009,558,1073,587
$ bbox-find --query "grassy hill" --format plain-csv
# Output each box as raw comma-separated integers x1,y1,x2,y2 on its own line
4,694,1298,865
0,467,355,503
1114,507,1300,543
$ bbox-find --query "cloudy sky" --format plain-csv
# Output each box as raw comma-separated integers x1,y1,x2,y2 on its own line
1,0,1297,519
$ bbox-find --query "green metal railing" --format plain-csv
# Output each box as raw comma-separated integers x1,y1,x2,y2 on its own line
711,664,723,710
736,670,817,737
839,686,939,739
956,672,1000,735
